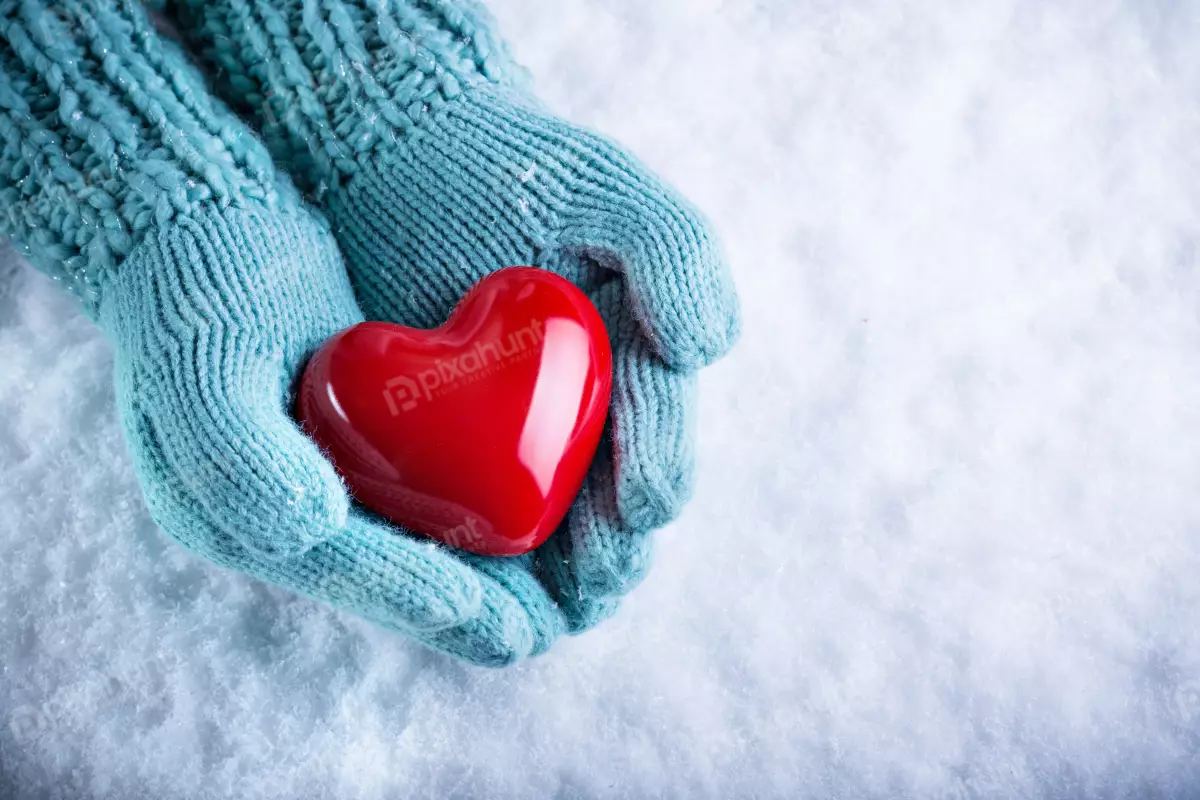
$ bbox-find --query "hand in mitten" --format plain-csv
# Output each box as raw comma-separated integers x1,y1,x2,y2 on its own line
168,0,741,631
0,0,562,665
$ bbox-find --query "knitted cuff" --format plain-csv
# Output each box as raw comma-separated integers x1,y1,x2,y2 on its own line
100,203,352,377
165,0,526,197
0,0,284,318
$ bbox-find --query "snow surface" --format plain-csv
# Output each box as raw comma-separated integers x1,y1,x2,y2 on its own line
4,0,1200,796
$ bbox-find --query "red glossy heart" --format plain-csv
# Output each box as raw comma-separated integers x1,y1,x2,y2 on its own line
297,267,612,557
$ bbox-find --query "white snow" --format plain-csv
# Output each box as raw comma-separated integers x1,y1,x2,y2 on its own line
4,0,1200,796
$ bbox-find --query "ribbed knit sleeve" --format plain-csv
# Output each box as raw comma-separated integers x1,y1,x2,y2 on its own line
0,0,283,314
164,0,521,198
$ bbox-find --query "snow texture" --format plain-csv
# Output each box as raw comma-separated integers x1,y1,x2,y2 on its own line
3,0,1200,796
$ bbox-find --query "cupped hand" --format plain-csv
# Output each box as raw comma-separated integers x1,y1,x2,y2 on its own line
324,85,741,633
101,203,561,664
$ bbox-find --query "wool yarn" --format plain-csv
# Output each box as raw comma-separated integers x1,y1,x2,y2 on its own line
0,0,562,665
164,0,741,631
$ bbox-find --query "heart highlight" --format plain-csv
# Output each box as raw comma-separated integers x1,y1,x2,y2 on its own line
297,267,613,556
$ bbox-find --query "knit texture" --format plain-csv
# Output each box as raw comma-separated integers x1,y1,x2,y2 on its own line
167,0,523,198
164,0,741,633
537,280,697,631
107,205,559,664
0,0,564,666
0,0,280,316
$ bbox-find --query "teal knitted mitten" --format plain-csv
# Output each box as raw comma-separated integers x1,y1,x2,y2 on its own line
0,0,562,665
165,0,741,631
